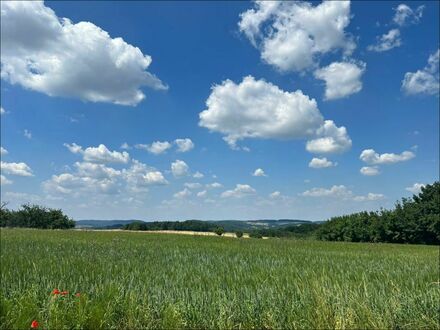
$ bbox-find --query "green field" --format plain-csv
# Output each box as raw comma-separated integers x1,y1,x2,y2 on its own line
1,229,438,329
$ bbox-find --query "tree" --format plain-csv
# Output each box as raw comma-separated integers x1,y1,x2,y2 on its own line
235,231,243,238
214,227,225,236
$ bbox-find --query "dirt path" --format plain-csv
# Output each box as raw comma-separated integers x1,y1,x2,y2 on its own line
76,228,254,238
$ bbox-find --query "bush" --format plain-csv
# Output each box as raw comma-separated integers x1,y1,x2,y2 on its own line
214,227,225,236
0,204,75,229
249,231,263,239
235,231,243,238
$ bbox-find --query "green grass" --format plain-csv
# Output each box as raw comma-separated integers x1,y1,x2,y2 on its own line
1,228,438,329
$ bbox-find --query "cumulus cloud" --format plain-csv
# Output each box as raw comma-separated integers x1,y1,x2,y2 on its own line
200,76,350,153
135,141,172,155
402,49,439,96
360,149,415,165
43,173,119,195
368,29,401,52
221,184,256,198
206,182,223,189
405,183,425,194
314,61,365,100
0,107,5,115
0,1,166,106
306,120,352,154
197,190,207,198
0,175,12,185
24,129,32,139
174,188,191,199
360,166,380,176
64,143,130,164
302,185,351,198
193,171,204,179
308,157,336,169
252,168,267,177
1,147,8,156
184,182,202,189
171,160,189,177
1,161,33,176
174,138,194,153
74,162,121,180
238,1,355,72
269,191,281,199
122,160,168,191
353,193,385,202
393,4,424,26
302,185,384,202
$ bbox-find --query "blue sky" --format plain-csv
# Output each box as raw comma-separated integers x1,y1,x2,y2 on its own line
1,1,438,221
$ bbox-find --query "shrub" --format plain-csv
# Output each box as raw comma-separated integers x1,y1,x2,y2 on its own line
235,231,243,238
249,231,263,239
214,227,225,236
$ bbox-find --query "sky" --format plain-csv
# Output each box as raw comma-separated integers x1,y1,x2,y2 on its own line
0,0,438,221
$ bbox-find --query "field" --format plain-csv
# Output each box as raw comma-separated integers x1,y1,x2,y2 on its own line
1,229,438,329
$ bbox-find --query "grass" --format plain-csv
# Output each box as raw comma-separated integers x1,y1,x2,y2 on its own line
1,228,438,329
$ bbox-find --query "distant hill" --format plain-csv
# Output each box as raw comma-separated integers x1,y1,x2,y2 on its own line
75,220,140,229
75,219,317,230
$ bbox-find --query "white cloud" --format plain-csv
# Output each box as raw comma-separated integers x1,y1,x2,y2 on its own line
1,147,8,156
0,107,5,115
402,49,439,96
221,184,256,198
302,185,352,198
360,149,415,165
269,191,281,199
43,173,119,195
171,160,189,177
0,1,166,106
314,61,365,100
308,157,336,169
24,129,32,139
174,138,194,153
184,182,202,189
74,162,121,180
306,120,352,154
0,175,12,185
405,183,425,194
197,190,207,198
64,143,130,164
200,76,343,150
193,171,204,179
360,166,380,176
368,29,401,52
1,161,33,176
206,182,223,189
238,1,355,72
252,168,267,177
120,142,131,150
353,193,385,202
122,160,168,190
302,185,385,202
135,141,172,155
393,4,424,26
174,188,191,199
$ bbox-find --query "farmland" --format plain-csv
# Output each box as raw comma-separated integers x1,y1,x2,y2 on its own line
1,229,439,329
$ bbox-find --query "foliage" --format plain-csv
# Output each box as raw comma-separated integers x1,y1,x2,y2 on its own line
123,220,216,232
249,231,263,239
1,229,438,329
213,227,225,236
0,204,74,229
317,182,440,244
235,231,243,238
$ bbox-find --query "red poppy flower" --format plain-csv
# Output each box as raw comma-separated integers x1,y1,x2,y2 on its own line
61,291,69,295
52,289,60,295
31,320,39,328
75,293,81,297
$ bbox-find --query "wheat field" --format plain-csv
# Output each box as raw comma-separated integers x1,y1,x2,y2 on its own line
1,228,438,329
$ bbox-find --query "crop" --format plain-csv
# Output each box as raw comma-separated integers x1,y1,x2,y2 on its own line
1,228,438,329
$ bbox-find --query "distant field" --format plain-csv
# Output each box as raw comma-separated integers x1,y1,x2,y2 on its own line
1,229,438,329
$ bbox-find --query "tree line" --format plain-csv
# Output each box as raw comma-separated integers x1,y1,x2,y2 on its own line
316,182,439,245
0,203,75,229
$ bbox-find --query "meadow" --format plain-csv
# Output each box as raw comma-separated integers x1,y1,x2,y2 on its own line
1,229,438,329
